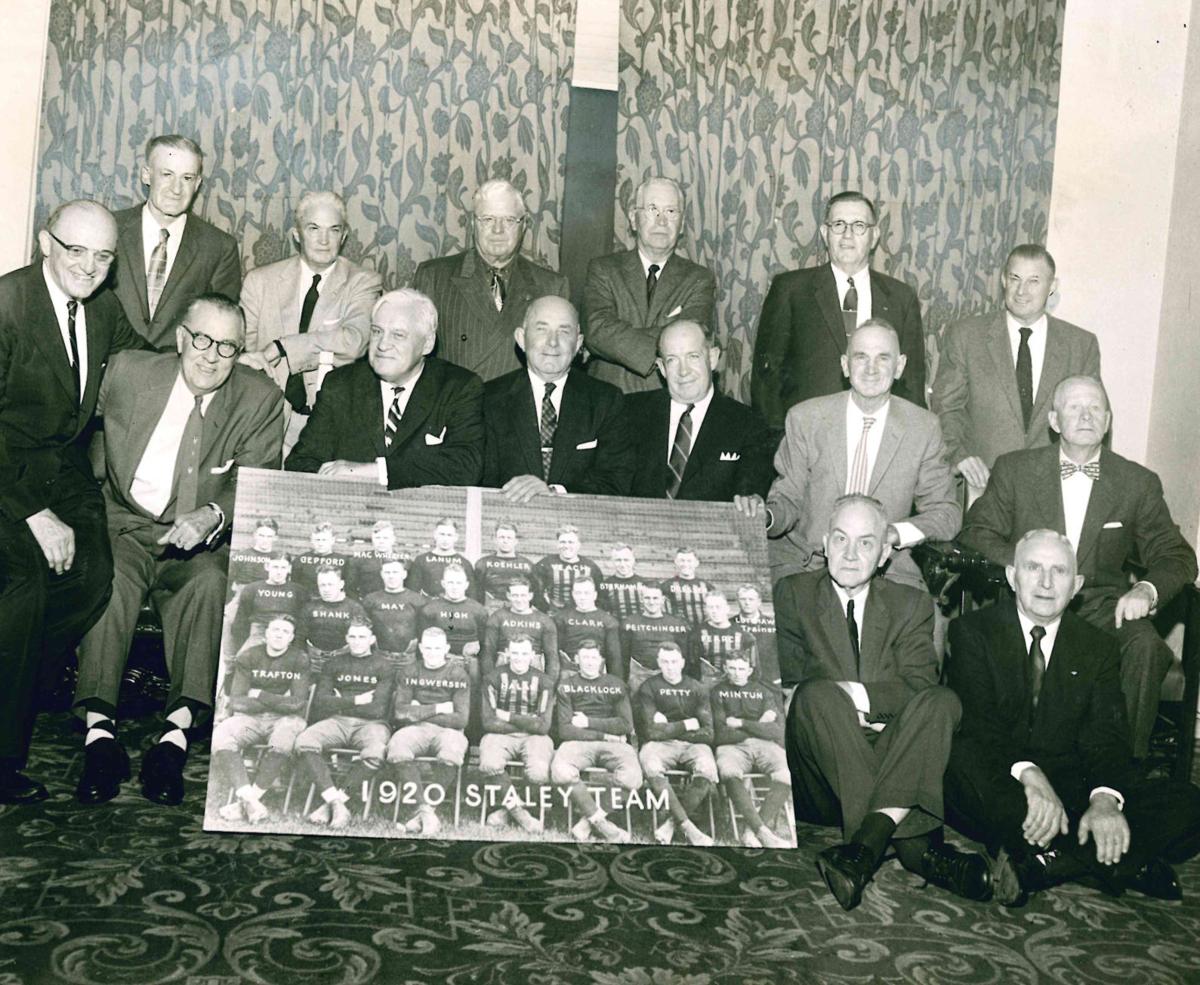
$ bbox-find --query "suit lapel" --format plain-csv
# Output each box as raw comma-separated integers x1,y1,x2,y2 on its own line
858,582,888,681
867,400,903,496
80,295,109,414
155,216,199,317
118,212,150,322
386,361,438,454
819,575,859,681
1075,449,1118,569
681,392,723,486
1031,320,1067,435
124,375,178,498
26,272,79,403
985,315,1023,424
549,372,590,481
1036,446,1068,533
645,390,673,494
278,257,305,336
621,249,650,322
648,252,685,322
513,371,546,477
816,264,849,352
830,394,849,493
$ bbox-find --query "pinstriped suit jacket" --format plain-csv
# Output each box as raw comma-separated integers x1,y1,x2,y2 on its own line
412,248,569,382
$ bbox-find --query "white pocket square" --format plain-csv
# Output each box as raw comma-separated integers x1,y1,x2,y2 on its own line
425,427,447,446
1102,521,1123,529
576,439,598,450
668,305,683,318
209,459,235,474
719,451,741,462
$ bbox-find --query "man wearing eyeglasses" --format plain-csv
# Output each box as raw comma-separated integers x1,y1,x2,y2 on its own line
71,293,283,808
0,199,148,805
109,135,241,350
412,179,569,382
751,191,926,431
583,176,716,394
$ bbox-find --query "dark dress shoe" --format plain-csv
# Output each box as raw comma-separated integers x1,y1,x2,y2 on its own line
918,844,994,902
76,738,130,805
1125,858,1182,901
991,848,1041,908
139,742,187,806
816,843,877,911
0,770,49,804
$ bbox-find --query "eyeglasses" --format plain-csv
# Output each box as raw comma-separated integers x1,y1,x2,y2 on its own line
45,229,116,266
639,205,681,221
475,215,524,230
825,220,875,236
181,324,242,359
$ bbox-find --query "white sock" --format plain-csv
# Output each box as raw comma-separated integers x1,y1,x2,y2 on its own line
160,706,194,751
84,712,116,747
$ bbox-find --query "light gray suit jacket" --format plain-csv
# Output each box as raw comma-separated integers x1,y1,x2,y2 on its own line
241,255,382,408
930,310,1100,468
766,392,959,588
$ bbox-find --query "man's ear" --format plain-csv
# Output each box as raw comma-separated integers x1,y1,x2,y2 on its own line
1005,564,1017,594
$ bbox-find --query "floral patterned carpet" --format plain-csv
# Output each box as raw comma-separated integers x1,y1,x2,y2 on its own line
2,712,1199,985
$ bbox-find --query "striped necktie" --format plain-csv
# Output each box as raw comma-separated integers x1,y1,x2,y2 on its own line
846,416,876,494
842,275,858,336
539,381,557,480
147,227,170,316
384,386,405,447
666,403,694,499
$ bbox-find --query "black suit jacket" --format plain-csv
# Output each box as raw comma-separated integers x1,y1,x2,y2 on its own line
774,570,938,719
750,263,925,429
946,600,1134,802
959,445,1197,618
285,357,484,489
108,206,242,350
0,262,147,522
482,367,633,495
623,388,775,502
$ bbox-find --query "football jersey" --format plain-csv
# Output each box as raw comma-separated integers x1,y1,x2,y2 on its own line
230,579,304,648
554,606,622,676
693,623,758,677
532,555,603,610
299,596,369,652
484,608,558,674
484,666,553,732
633,674,713,744
734,610,779,681
620,611,694,676
418,596,489,653
554,672,633,741
310,651,394,721
710,679,785,746
660,576,711,626
226,642,310,708
392,659,471,728
597,574,645,619
362,588,426,654
409,551,478,598
347,550,403,599
292,550,348,594
475,553,538,600
226,547,274,592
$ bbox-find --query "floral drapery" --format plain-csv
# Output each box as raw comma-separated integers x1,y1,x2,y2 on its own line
36,0,575,284
617,1,1066,399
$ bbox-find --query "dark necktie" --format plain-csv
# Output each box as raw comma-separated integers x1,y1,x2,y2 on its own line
384,386,405,448
842,275,858,336
846,597,861,676
666,403,694,499
539,381,557,481
284,273,322,414
171,395,205,518
1060,460,1101,481
65,299,81,401
147,227,170,316
646,263,660,304
1016,326,1034,430
490,268,506,312
1028,624,1046,709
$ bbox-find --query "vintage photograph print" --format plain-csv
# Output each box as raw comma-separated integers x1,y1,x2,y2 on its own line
205,469,796,848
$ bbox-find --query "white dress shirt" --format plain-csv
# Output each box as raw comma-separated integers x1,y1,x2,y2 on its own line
1006,311,1048,401
296,258,325,314
666,384,715,462
638,249,676,281
41,264,88,403
844,397,923,547
829,580,874,721
1059,448,1101,552
141,207,187,283
130,373,216,517
375,364,425,486
831,263,873,325
527,368,567,420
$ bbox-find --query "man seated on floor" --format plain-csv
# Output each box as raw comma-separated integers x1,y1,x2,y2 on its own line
73,293,283,808
944,529,1200,906
710,653,791,848
551,640,640,844
634,642,718,847
212,614,310,823
776,494,991,911
386,626,471,837
294,618,394,827
479,636,555,834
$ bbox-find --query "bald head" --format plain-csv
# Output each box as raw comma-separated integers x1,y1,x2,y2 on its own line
1049,375,1110,454
38,200,118,301
841,318,905,407
517,295,581,380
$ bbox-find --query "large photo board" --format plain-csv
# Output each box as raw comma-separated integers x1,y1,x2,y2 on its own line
204,469,796,848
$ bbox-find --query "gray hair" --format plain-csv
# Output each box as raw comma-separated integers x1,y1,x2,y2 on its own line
294,190,348,227
372,289,438,341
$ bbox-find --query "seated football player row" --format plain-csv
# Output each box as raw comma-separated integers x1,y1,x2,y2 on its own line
212,624,791,848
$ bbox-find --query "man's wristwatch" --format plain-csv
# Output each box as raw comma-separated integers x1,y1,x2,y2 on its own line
268,340,287,367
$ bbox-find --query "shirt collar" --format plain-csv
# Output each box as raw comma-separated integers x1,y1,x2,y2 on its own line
638,249,673,278
41,262,75,311
670,383,715,416
380,361,424,400
142,204,187,239
1059,447,1101,468
299,257,332,283
1016,608,1062,658
847,394,890,428
1005,311,1048,336
830,578,871,614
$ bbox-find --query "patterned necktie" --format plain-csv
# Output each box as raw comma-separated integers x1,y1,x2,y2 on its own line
666,403,694,499
539,381,557,481
284,273,322,414
846,596,861,676
1060,460,1101,481
65,299,81,401
490,268,506,312
171,395,205,518
846,416,876,494
842,275,858,336
1028,624,1047,709
646,263,660,304
384,386,405,448
147,227,170,316
1016,326,1034,430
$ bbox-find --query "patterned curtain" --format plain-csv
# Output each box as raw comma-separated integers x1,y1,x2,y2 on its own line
36,0,575,284
617,1,1066,400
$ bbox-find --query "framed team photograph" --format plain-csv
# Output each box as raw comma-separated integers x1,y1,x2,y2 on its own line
204,468,797,849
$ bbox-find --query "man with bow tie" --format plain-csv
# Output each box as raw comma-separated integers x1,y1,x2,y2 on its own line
959,376,1198,760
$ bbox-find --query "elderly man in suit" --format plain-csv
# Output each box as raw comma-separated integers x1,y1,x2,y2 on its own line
73,293,283,807
931,244,1101,492
959,376,1197,761
944,530,1200,905
109,135,241,350
778,494,991,911
764,319,958,588
623,320,774,503
0,200,148,804
238,190,382,456
482,295,633,501
413,179,568,382
286,288,484,488
583,177,716,394
751,191,925,430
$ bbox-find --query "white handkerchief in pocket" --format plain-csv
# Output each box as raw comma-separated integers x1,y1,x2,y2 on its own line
209,459,235,474
576,439,598,450
425,427,447,446
668,305,683,318
1102,521,1123,529
719,451,741,462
